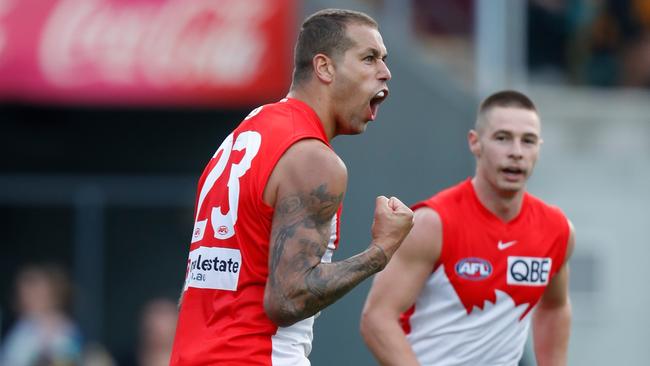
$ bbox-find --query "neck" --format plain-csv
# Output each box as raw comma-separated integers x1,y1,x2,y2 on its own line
287,84,336,141
471,176,525,222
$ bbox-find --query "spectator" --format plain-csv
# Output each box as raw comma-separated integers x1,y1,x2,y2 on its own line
120,298,177,366
0,263,82,366
137,299,176,366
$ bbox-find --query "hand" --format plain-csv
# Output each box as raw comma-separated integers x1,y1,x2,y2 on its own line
370,196,414,261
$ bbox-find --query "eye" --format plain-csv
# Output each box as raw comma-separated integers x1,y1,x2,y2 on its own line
523,136,538,145
363,55,375,63
495,134,508,141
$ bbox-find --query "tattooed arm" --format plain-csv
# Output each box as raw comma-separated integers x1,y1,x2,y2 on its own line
262,139,413,327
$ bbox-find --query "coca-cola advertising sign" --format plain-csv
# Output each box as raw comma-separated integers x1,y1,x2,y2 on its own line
0,0,296,106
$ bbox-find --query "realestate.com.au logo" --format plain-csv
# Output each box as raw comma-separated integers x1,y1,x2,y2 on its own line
185,246,242,291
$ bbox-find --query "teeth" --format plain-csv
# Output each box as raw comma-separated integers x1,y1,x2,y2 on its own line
376,91,385,98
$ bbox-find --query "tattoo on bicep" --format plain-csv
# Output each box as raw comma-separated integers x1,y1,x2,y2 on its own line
277,196,302,215
270,184,342,275
311,184,342,222
269,221,297,276
269,183,383,319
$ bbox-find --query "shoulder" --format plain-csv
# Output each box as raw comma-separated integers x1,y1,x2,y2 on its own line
412,180,468,213
397,206,442,263
525,192,563,215
247,99,291,118
265,139,347,208
413,206,441,229
564,219,576,263
238,101,292,134
526,193,576,263
525,193,570,226
244,99,318,130
277,139,346,181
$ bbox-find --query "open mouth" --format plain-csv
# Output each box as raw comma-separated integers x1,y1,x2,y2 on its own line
501,167,526,180
369,89,389,120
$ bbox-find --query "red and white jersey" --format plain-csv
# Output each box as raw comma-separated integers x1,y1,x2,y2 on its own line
401,179,569,366
170,98,342,366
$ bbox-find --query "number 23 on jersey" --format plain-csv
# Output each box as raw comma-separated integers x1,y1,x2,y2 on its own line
191,130,262,243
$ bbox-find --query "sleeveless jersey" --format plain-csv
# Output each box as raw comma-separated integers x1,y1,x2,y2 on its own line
170,98,341,366
401,179,569,366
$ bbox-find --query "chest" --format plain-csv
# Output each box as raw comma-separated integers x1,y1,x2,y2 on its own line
440,218,563,315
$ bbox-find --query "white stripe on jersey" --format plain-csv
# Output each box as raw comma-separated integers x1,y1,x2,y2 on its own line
407,265,531,366
271,316,314,366
321,214,338,263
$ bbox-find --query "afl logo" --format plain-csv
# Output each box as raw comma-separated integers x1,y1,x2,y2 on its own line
455,257,492,281
217,226,229,235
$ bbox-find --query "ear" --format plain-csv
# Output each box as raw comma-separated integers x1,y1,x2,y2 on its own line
468,129,481,157
312,53,335,84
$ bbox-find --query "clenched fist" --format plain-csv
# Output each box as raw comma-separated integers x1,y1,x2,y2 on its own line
370,196,414,263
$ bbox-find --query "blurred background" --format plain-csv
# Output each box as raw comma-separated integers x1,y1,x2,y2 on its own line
0,0,647,365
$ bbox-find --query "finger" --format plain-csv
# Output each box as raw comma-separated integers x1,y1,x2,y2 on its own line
387,197,397,210
376,195,389,208
388,196,406,211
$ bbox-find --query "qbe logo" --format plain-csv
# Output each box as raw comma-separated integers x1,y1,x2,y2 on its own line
507,256,552,286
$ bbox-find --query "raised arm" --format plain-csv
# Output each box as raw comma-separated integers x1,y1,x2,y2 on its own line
360,207,441,365
533,220,576,366
263,139,414,327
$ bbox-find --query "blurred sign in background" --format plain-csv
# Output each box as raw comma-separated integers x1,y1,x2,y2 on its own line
0,0,294,106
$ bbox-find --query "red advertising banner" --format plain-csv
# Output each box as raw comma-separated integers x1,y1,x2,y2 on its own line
0,0,296,107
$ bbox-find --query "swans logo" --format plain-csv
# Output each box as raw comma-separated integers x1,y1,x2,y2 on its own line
455,258,492,281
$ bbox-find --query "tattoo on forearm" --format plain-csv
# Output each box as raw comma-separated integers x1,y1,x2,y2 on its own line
302,250,385,312
268,184,385,322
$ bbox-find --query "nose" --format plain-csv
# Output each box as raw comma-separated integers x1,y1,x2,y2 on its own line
378,60,391,81
509,141,523,160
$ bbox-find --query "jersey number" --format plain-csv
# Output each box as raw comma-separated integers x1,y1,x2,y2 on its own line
191,130,261,242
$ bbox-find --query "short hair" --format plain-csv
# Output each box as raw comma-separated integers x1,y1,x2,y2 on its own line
292,9,378,85
475,90,538,131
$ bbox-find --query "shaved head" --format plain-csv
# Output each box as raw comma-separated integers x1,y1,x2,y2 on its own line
475,90,538,133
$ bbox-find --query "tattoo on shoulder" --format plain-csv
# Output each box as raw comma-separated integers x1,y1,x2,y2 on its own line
276,184,343,224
